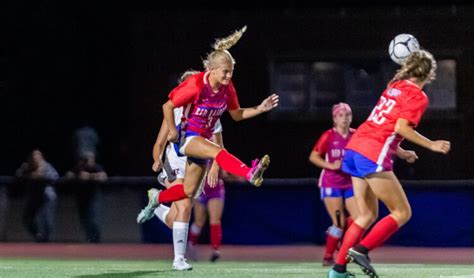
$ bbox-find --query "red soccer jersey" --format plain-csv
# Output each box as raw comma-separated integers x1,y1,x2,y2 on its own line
346,80,428,167
168,71,240,139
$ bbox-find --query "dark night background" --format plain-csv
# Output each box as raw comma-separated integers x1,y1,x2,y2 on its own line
3,1,474,179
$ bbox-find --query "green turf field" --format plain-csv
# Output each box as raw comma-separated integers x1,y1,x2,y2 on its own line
1,258,473,277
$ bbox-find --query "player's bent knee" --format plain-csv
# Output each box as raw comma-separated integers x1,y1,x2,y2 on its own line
392,208,412,226
183,185,197,198
177,204,192,216
184,191,194,198
211,147,224,159
357,213,377,228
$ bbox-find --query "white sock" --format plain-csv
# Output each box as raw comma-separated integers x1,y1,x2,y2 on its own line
173,221,189,261
154,205,170,224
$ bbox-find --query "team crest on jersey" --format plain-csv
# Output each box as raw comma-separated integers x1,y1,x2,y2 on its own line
387,88,402,97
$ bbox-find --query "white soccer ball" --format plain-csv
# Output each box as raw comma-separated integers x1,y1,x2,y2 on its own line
388,34,420,65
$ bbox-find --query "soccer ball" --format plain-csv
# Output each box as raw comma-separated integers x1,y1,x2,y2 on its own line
388,34,420,65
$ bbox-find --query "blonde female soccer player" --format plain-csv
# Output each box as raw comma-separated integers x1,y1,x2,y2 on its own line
137,70,223,271
138,26,278,221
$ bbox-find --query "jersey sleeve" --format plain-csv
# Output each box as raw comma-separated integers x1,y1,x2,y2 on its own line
173,107,183,125
226,81,240,111
312,130,330,155
168,73,203,107
398,92,428,127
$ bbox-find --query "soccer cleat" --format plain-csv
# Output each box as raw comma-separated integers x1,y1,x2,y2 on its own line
322,256,335,267
347,248,378,277
327,269,355,278
172,258,193,271
136,188,161,224
246,155,270,187
210,250,220,262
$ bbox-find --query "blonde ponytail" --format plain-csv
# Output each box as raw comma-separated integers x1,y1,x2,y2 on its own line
212,26,247,51
203,26,247,70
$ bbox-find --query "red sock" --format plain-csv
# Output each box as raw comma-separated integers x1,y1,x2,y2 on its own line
189,232,199,246
210,223,222,250
344,216,359,244
346,216,354,230
188,223,201,245
359,215,399,250
335,222,365,265
158,184,187,203
188,233,198,245
325,234,340,258
215,150,250,178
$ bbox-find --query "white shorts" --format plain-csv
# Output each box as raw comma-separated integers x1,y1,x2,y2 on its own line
177,135,197,157
162,143,186,180
158,143,206,199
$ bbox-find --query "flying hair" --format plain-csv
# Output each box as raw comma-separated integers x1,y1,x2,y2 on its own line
203,26,247,70
212,26,247,51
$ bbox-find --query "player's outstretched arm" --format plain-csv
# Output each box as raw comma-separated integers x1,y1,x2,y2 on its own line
395,118,451,154
207,132,224,187
228,94,279,121
162,100,178,142
152,119,170,172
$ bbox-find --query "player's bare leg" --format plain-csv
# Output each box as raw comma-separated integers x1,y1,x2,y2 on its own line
366,171,411,226
345,177,379,277
185,137,270,186
208,198,224,262
153,178,185,228
322,197,345,266
188,201,207,261
331,177,377,277
343,197,359,224
349,172,410,277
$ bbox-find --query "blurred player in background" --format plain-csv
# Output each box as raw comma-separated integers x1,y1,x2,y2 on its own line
188,166,244,262
138,26,278,223
329,50,451,278
309,102,359,266
188,168,225,262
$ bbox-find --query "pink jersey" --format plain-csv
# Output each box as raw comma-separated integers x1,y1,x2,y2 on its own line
169,71,240,139
346,80,428,168
313,128,355,189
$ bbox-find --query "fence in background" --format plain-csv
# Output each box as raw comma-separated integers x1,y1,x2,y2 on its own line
0,177,473,247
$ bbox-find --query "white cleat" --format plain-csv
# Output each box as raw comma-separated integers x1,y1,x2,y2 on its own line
136,188,160,224
172,258,193,271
